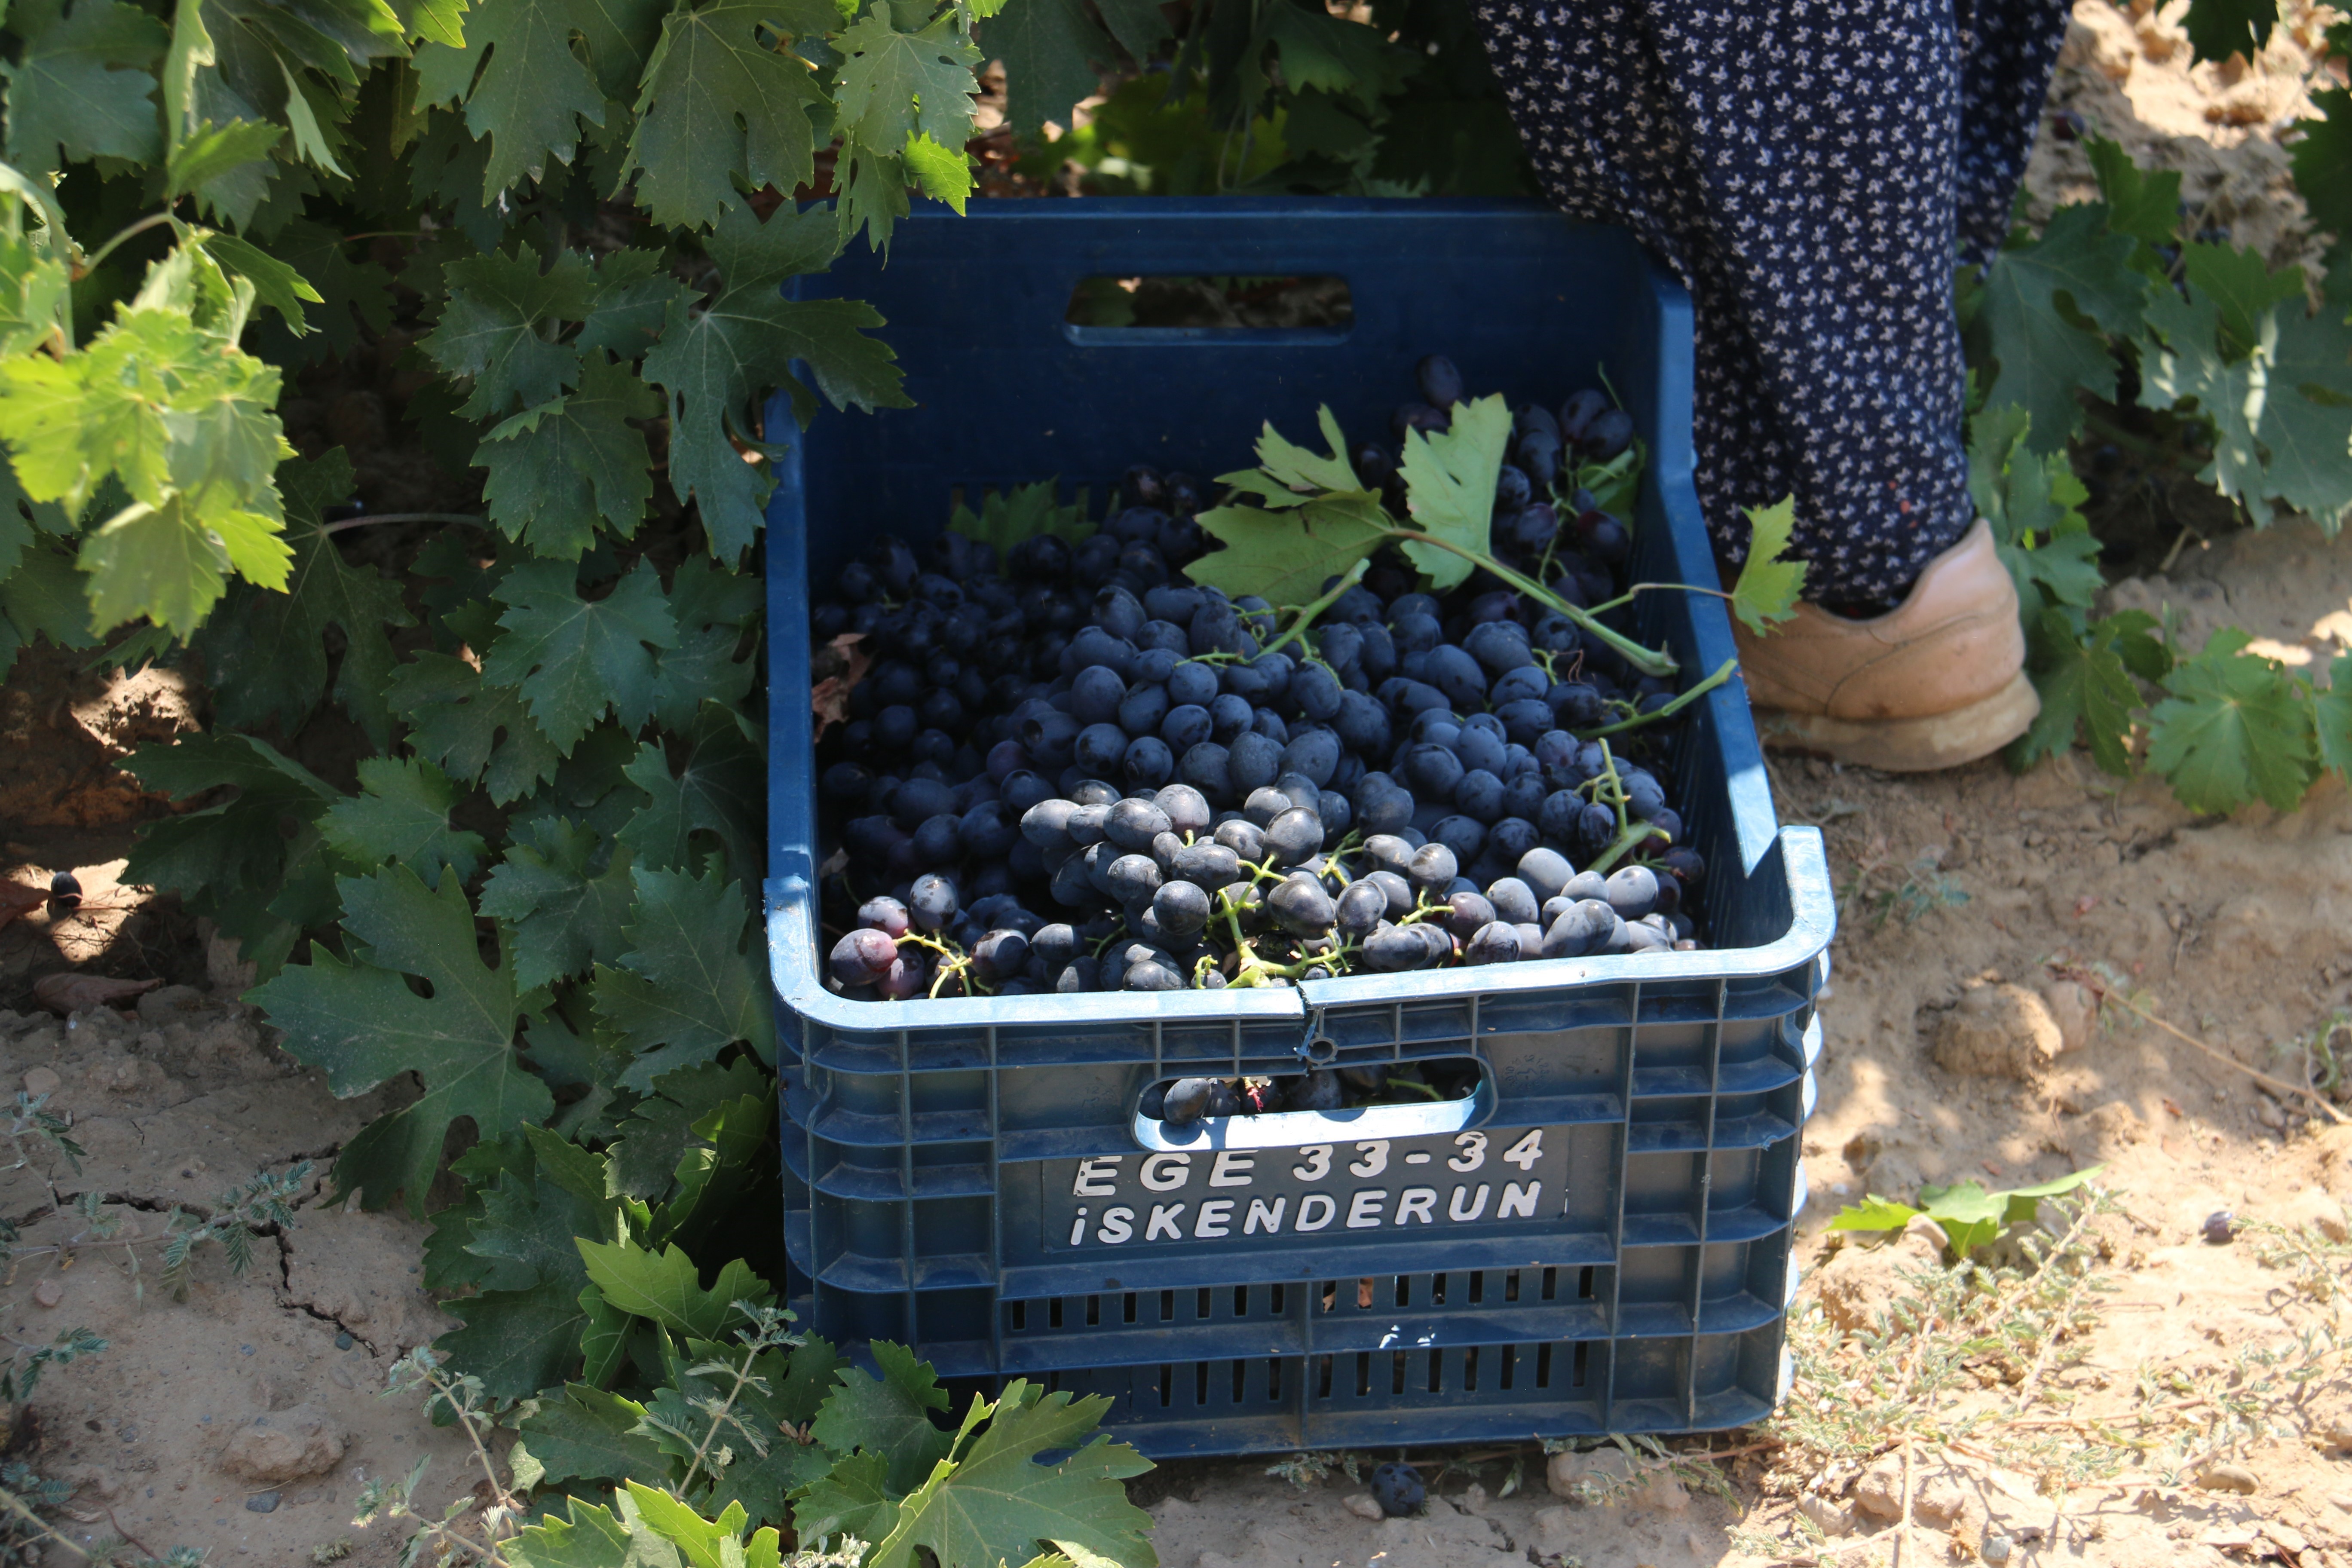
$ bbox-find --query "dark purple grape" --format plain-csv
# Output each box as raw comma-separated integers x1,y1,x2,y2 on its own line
910,873,959,932
830,928,898,985
1464,921,1522,965
1268,873,1336,936
1417,354,1464,408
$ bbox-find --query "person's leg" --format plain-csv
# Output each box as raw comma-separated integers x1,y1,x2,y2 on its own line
1475,0,2072,766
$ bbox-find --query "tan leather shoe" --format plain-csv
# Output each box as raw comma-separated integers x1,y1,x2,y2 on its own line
1732,518,2040,772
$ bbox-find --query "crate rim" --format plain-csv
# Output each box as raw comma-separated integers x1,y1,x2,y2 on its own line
764,196,1835,1036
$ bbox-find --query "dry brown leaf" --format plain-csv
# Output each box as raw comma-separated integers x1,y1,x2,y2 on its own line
812,631,871,741
33,973,162,1016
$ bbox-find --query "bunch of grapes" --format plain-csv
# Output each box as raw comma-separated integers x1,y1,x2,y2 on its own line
817,355,1708,1007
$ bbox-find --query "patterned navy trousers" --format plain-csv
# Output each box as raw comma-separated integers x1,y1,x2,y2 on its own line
1476,0,2073,604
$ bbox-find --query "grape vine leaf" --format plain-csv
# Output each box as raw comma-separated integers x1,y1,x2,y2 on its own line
515,1384,665,1487
901,131,974,213
1187,493,1392,608
479,818,637,992
194,453,414,747
576,1234,770,1338
2146,626,2318,813
789,1449,899,1550
863,1382,1157,1568
948,480,1092,553
2011,608,2165,774
1728,495,1808,634
575,247,691,360
412,0,652,199
1397,391,1509,589
438,1142,608,1394
482,557,677,752
195,230,322,333
616,700,762,880
2085,137,2182,250
834,10,980,155
640,202,907,564
163,117,282,199
254,863,551,1213
120,732,336,919
592,861,775,1091
502,1494,657,1565
386,648,565,805
1226,404,1360,499
0,0,169,172
422,246,595,416
617,0,833,232
254,218,393,361
650,556,758,731
2180,0,2275,63
810,1340,954,1494
1974,204,2147,451
1261,2,1407,111
320,754,490,888
605,1056,766,1201
1824,1194,1923,1233
478,353,660,560
979,0,1111,134
2180,241,2306,359
1966,403,2104,613
2138,285,2352,528
2318,651,2352,780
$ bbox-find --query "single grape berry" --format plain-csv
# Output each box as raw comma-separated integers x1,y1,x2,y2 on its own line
2204,1210,2235,1244
1163,1078,1219,1126
830,928,898,986
1371,1463,1425,1518
909,873,959,933
1268,873,1337,937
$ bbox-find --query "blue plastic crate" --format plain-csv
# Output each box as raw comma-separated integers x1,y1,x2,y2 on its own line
762,199,1836,1456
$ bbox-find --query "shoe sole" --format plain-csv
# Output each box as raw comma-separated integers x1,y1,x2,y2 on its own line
1750,671,2041,773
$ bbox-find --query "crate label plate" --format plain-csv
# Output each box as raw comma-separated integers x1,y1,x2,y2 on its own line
1049,1127,1571,1252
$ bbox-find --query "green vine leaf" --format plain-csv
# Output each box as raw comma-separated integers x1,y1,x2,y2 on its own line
194,453,414,747
1728,495,1807,635
411,0,663,199
515,1383,665,1487
438,1136,610,1394
254,863,549,1214
576,1234,770,1339
1975,204,2147,452
640,202,907,564
478,354,661,560
2138,282,2352,529
618,0,833,232
1396,391,1509,589
2317,650,2352,779
422,246,596,417
977,0,1111,135
387,648,567,805
616,699,762,880
2011,608,2166,775
834,10,980,158
319,754,490,888
1186,494,1390,606
863,1382,1157,1568
591,860,775,1091
2146,626,2318,814
479,818,637,992
482,557,678,752
0,0,170,172
810,1340,954,1494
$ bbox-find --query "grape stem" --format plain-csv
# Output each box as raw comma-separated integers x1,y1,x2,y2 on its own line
1254,557,1372,664
1586,658,1738,738
1388,533,1679,680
